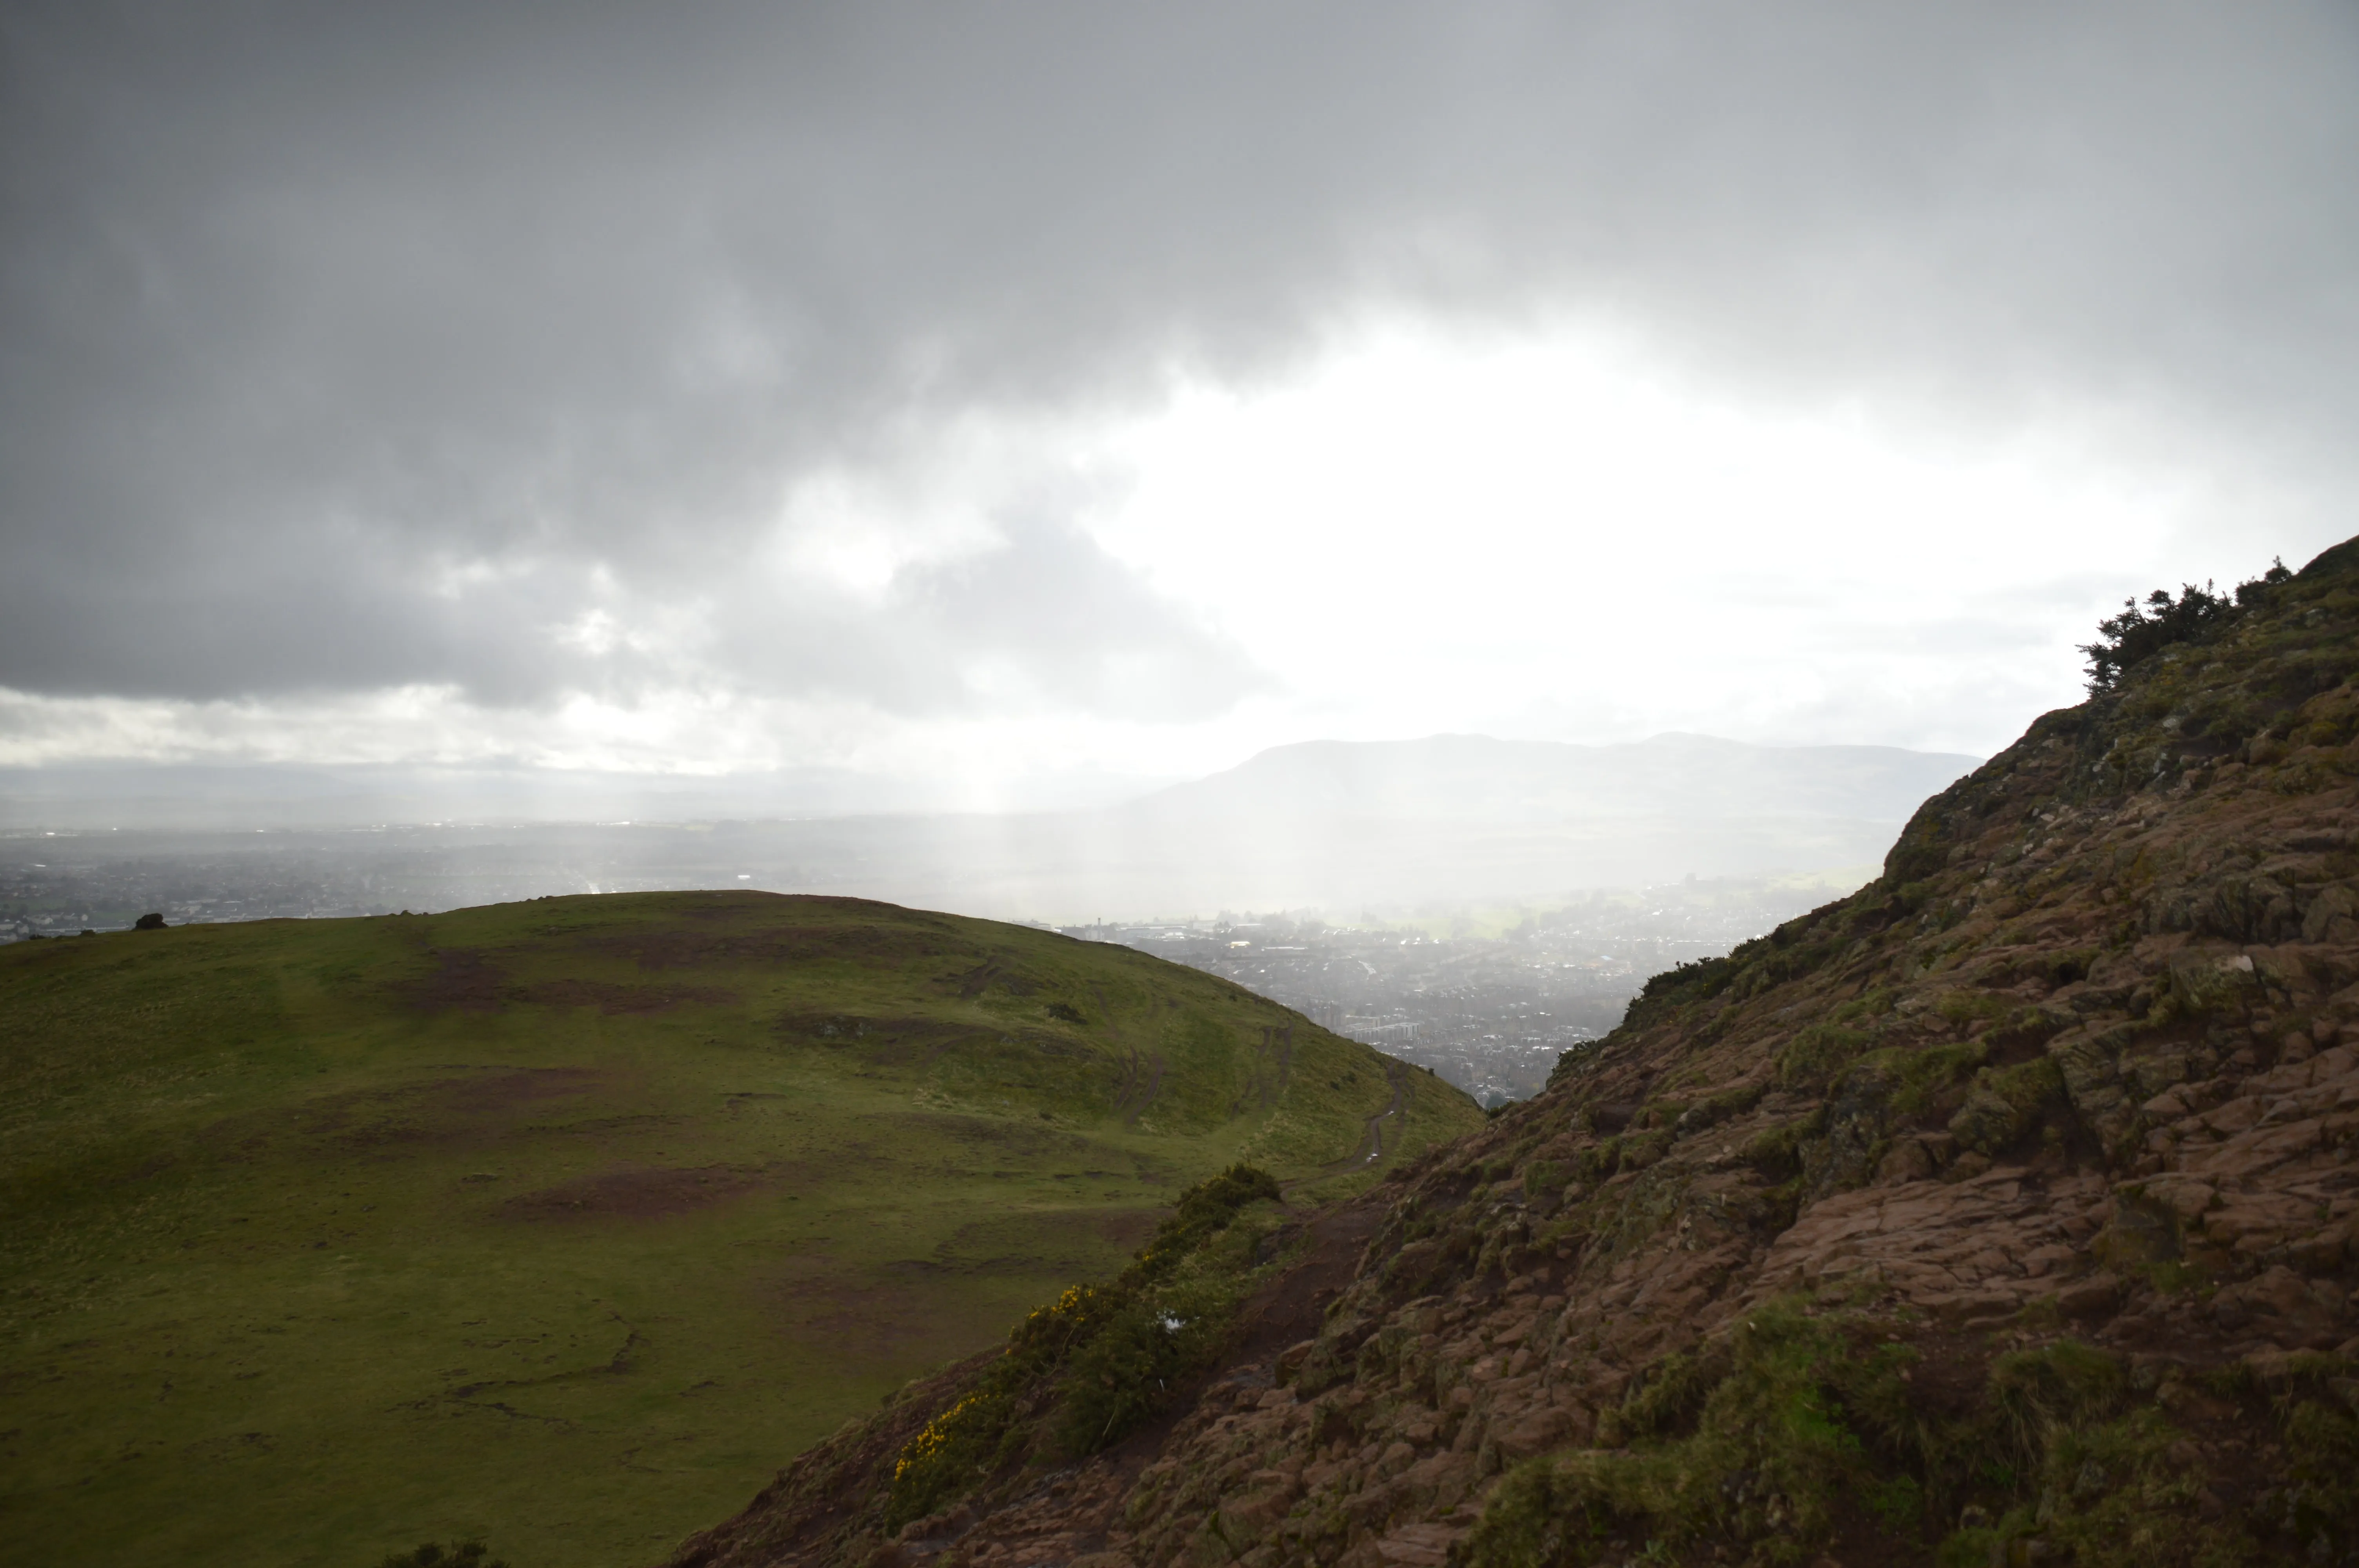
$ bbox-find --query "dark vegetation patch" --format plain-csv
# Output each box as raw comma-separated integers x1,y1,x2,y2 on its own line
501,1162,783,1220
376,1543,507,1568
1467,1300,2300,1568
883,1166,1285,1530
934,959,1069,1002
513,978,739,1013
401,945,510,1012
2080,558,2290,693
777,1270,976,1361
578,916,954,973
198,1067,613,1159
890,1110,1092,1161
772,1013,1100,1078
909,1210,1160,1287
775,1011,972,1050
1090,1207,1161,1252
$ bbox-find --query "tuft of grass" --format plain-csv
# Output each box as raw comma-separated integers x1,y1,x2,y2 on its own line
1985,1339,2125,1459
1775,1023,1872,1089
1934,990,2011,1031
1835,1040,1986,1120
1826,985,1897,1024
1739,1117,1815,1183
1948,1055,2067,1154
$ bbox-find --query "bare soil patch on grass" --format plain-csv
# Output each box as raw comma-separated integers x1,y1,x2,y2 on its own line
893,1110,1094,1161
772,1013,1001,1071
580,918,952,973
196,1066,614,1159
514,977,739,1013
501,1161,783,1220
402,944,511,1011
782,1272,968,1361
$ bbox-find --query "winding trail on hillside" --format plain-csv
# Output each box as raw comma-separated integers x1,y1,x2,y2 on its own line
1121,1053,1165,1127
1280,1058,1408,1200
1354,1058,1407,1165
1093,984,1167,1127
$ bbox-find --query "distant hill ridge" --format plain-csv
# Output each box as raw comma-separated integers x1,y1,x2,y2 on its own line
1131,732,1982,825
1033,732,1980,913
667,534,2359,1567
0,732,1982,924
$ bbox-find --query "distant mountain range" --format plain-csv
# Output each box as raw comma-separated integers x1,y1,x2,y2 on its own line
1134,731,1976,825
979,732,1981,915
0,733,1982,920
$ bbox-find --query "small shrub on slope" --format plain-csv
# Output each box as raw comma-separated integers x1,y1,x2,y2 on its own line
1772,1024,1871,1090
885,1164,1282,1531
2080,558,2290,693
375,1544,506,1568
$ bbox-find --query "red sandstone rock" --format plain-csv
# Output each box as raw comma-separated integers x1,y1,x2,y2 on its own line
663,541,2359,1567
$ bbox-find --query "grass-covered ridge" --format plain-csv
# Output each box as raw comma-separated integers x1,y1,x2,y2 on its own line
0,891,1480,1568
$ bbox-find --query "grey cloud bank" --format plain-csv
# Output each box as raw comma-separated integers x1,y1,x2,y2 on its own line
1,1,2353,743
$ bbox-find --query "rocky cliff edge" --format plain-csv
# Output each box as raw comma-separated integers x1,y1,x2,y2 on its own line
669,537,2359,1567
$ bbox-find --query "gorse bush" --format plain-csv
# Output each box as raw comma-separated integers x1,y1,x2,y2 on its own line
1050,1267,1237,1455
1129,1164,1279,1280
375,1543,506,1568
2080,558,2290,693
884,1164,1281,1530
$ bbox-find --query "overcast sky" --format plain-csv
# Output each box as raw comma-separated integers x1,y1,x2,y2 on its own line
3,2,2353,809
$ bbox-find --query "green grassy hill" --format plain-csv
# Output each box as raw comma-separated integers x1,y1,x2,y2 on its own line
0,891,1480,1568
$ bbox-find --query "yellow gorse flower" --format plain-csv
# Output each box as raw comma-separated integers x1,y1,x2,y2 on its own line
892,1391,985,1481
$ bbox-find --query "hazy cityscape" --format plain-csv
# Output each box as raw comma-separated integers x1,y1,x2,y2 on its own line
1062,873,1859,1105
0,823,781,935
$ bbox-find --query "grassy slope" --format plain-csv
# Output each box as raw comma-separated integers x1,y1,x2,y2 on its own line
0,891,1479,1568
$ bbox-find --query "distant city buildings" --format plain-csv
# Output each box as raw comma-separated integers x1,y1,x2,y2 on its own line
1060,877,1846,1106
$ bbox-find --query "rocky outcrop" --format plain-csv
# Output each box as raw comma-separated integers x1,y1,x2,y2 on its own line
667,539,2359,1566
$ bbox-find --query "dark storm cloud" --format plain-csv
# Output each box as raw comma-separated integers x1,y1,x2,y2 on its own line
3,1,2353,708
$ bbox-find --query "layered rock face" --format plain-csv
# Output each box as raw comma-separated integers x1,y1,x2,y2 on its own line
669,540,2359,1566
